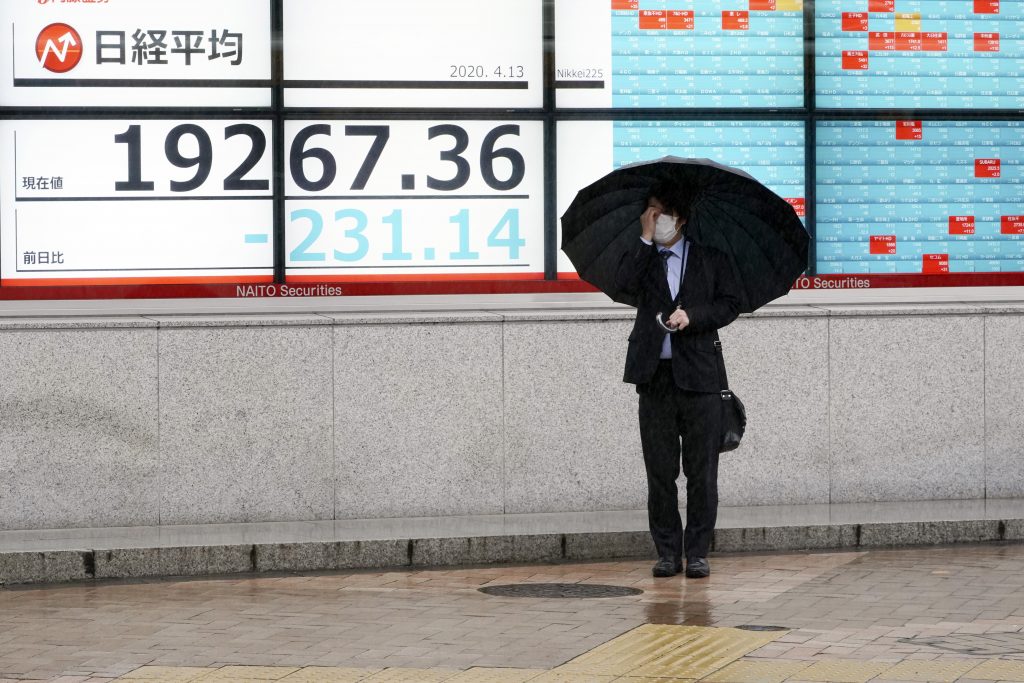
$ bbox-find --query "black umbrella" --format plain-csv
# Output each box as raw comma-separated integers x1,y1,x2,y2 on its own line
561,156,809,313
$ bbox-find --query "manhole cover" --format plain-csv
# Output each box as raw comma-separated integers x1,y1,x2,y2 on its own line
736,625,790,632
898,633,1024,656
479,583,643,599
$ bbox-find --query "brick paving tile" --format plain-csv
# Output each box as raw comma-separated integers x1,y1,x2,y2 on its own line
4,545,1024,679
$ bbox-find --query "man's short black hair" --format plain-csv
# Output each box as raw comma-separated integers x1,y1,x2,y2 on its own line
647,180,694,219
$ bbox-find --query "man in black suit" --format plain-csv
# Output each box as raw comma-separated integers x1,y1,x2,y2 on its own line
615,181,742,578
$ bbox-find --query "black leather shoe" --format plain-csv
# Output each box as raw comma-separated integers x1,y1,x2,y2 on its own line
685,557,710,578
652,557,683,577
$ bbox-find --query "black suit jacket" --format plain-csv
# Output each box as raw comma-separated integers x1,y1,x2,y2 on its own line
615,238,742,392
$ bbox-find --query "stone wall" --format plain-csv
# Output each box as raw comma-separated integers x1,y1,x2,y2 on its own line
1,303,1021,531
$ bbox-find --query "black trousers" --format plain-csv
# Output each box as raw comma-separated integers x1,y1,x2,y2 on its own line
637,360,721,562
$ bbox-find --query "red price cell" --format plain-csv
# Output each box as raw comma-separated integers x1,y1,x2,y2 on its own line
975,158,1001,178
842,12,869,30
869,0,895,11
974,0,999,13
1002,216,1024,235
869,32,896,50
784,197,806,216
870,235,897,255
722,11,750,30
639,10,668,29
612,0,640,9
895,32,923,50
923,32,948,50
667,10,695,29
842,51,869,69
949,216,976,235
896,120,923,140
922,254,950,274
750,0,776,9
974,32,1000,51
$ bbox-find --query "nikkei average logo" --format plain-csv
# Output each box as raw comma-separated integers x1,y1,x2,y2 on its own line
36,23,83,73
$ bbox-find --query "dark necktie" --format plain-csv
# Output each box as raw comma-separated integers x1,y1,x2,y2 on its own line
660,249,674,271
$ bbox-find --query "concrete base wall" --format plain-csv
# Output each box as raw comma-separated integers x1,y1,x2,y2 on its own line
1,303,1022,531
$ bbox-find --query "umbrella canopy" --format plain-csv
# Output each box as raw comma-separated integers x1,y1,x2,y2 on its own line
560,156,809,313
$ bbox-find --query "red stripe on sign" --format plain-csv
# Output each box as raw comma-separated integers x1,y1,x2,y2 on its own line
0,275,274,287
750,0,776,10
611,0,639,9
869,0,895,11
974,0,999,13
13,274,1024,300
287,272,547,283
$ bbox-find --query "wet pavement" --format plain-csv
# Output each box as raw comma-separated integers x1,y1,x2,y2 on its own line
3,543,1024,681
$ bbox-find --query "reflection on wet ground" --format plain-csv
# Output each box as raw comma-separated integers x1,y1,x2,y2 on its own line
3,544,1024,681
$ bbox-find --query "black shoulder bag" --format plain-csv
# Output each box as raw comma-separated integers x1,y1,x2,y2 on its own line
714,340,746,452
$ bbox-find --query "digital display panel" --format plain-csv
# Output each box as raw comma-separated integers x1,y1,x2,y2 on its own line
555,0,805,108
0,0,271,108
0,120,274,285
557,120,806,276
284,120,545,281
817,120,1024,274
283,0,543,109
816,0,1024,108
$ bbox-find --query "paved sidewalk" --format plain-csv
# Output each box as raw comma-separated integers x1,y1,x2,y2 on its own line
3,543,1024,681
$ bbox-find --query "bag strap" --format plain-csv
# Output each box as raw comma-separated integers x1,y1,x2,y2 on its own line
713,340,730,393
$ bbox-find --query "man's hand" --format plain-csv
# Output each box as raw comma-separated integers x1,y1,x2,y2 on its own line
667,308,690,331
640,206,658,242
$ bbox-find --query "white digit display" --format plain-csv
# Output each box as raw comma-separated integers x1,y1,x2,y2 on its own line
284,120,545,280
0,120,274,285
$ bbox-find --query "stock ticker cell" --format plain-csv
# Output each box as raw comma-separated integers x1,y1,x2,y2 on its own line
816,0,1022,108
555,0,804,108
816,120,1024,275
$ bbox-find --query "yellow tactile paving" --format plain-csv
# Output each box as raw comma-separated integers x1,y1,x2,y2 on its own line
790,660,891,683
556,624,706,675
117,667,217,682
702,658,814,682
626,627,783,679
875,659,984,682
443,668,547,682
94,659,1024,683
965,658,1024,681
197,667,300,681
278,667,382,682
360,668,462,682
527,673,616,682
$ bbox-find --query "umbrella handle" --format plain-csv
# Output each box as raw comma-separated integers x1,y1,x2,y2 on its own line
655,312,677,334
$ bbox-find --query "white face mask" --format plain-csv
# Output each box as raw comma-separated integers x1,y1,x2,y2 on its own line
654,213,680,244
